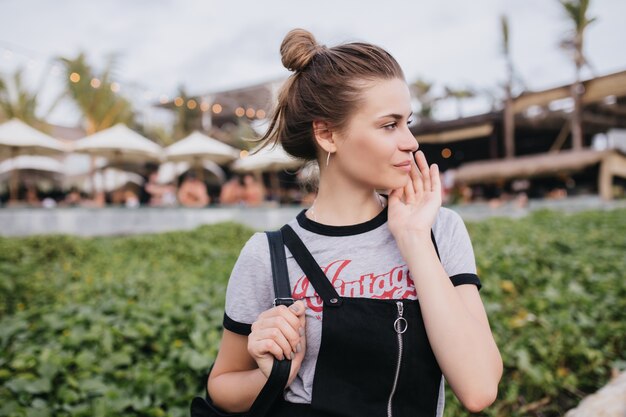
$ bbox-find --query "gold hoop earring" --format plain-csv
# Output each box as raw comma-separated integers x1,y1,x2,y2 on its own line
326,151,331,167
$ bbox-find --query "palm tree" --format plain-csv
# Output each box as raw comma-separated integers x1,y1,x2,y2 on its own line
0,68,43,128
501,14,515,159
410,78,438,121
558,0,597,150
172,85,202,141
54,52,134,135
444,86,476,118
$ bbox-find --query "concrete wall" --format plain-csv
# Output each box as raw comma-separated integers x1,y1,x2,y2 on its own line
0,206,303,236
1,196,625,237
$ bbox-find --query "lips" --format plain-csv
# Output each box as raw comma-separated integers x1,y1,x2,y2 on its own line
393,161,411,172
393,161,411,167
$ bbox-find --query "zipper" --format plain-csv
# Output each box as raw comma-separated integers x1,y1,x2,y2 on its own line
387,301,408,417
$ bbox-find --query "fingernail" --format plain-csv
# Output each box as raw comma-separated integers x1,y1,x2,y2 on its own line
296,343,301,353
299,327,305,337
290,352,295,360
289,303,300,313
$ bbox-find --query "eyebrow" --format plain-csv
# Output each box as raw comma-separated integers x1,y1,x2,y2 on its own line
378,112,413,120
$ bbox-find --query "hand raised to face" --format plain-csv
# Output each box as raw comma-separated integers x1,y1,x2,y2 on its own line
387,150,442,243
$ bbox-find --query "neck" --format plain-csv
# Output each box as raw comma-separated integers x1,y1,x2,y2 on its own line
307,169,386,226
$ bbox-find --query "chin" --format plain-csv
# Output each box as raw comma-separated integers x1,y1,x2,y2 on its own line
372,178,408,193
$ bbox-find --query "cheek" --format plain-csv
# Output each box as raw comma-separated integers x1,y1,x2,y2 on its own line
343,135,406,186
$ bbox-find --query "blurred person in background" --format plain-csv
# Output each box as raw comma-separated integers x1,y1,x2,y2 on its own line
219,176,244,205
242,174,265,206
178,171,210,207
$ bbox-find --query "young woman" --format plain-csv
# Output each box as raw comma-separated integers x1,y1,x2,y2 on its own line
207,28,502,417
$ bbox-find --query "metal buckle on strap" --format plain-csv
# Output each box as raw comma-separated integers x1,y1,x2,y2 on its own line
273,297,294,307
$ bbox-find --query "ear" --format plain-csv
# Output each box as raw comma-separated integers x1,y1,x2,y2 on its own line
312,120,336,153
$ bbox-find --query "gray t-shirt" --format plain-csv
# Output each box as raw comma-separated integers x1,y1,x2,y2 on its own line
223,203,481,415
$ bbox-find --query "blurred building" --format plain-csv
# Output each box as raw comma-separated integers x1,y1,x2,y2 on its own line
412,70,626,201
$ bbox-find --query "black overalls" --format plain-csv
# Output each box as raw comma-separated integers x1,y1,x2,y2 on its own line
270,224,444,417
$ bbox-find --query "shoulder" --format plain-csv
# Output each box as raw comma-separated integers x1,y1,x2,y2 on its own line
223,232,274,332
236,231,271,265
431,206,480,282
432,206,467,238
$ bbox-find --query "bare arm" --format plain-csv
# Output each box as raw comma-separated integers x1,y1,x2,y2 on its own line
388,150,502,412
399,234,502,412
207,330,269,412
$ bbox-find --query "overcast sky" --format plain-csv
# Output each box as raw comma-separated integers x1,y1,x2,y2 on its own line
1,0,625,126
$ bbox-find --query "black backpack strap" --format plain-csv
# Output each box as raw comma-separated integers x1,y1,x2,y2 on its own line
246,231,294,416
266,230,294,307
280,224,342,307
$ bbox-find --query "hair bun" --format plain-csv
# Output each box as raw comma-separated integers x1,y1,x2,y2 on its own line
280,28,321,72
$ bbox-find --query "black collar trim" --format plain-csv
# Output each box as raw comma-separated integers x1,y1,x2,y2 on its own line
296,195,389,236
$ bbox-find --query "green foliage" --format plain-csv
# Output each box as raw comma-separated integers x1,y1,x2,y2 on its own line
444,208,626,416
0,68,43,126
0,222,253,417
1,210,625,416
55,52,134,134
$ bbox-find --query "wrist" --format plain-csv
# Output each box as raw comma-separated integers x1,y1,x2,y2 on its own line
396,231,433,257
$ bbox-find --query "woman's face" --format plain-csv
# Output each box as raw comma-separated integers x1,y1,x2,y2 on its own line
332,77,419,191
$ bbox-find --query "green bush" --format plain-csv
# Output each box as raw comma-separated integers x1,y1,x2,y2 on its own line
0,222,252,417
444,208,626,416
0,210,625,416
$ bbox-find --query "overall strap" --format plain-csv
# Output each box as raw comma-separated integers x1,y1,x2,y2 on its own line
266,230,294,307
280,224,342,308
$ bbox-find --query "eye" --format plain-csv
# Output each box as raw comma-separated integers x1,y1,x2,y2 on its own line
383,122,397,130
407,118,415,127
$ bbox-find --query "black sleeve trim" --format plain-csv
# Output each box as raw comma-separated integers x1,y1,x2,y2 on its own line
223,313,252,335
450,273,482,291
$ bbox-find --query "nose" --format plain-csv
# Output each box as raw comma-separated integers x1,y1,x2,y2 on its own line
399,128,419,153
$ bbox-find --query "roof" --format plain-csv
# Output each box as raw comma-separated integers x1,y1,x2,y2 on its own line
513,70,626,113
448,148,625,185
410,69,626,142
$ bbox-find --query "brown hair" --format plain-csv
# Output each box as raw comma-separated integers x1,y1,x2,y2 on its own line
257,28,405,162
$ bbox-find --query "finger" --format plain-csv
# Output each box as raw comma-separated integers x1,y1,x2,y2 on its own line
248,335,285,361
388,187,404,206
254,338,287,361
288,300,306,317
295,315,306,359
252,327,294,360
257,305,301,330
252,315,301,353
409,153,420,194
416,151,431,192
430,163,441,194
404,172,416,204
411,151,424,200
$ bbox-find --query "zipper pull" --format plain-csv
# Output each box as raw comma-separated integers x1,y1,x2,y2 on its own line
394,301,408,334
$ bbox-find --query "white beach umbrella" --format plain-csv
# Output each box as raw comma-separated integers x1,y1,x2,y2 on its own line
157,160,226,186
165,131,239,165
71,124,163,164
0,155,64,174
64,167,145,194
71,124,162,194
0,155,65,185
0,119,69,200
230,142,303,173
0,119,69,159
